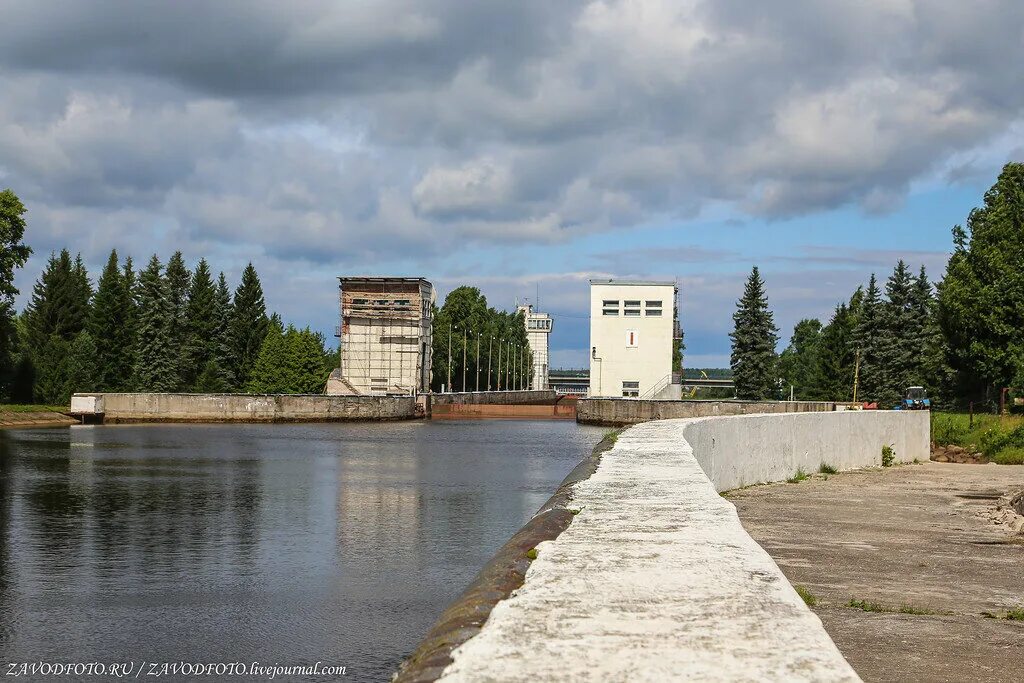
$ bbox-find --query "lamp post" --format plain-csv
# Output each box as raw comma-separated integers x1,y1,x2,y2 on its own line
476,334,481,393
497,339,503,391
462,327,467,392
446,322,452,393
488,336,493,391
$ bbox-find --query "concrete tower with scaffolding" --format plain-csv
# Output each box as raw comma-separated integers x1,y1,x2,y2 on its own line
327,277,435,396
517,303,553,390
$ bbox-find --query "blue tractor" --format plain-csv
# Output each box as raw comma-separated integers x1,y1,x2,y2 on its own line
901,386,930,410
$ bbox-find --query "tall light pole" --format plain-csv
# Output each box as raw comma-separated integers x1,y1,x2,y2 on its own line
497,339,503,391
506,341,511,391
447,322,452,393
462,327,467,392
476,334,481,393
488,336,493,391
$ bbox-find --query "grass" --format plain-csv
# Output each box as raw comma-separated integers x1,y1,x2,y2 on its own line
795,585,818,607
786,467,809,484
819,463,838,475
603,429,620,445
847,598,937,615
932,412,1024,465
881,445,896,468
992,447,1024,465
1006,608,1024,621
525,548,538,560
0,403,69,413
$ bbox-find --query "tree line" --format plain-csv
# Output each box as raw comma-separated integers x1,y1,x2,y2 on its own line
730,162,1024,409
431,286,533,392
0,225,336,403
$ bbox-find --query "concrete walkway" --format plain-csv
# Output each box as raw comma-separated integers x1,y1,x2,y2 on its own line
439,419,859,682
728,462,1024,683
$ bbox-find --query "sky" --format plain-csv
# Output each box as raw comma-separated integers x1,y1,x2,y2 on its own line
1,1,1022,368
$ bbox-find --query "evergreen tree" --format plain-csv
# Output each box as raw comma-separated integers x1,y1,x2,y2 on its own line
182,259,217,390
814,302,858,401
852,274,886,403
164,251,191,389
229,263,269,389
194,360,230,393
878,260,916,407
938,162,1024,403
121,256,138,377
212,272,236,389
34,335,70,405
729,266,779,400
132,256,178,392
246,318,287,393
911,266,954,406
89,250,135,391
10,312,34,403
25,249,92,349
66,331,99,398
290,326,330,393
779,318,823,400
0,189,32,397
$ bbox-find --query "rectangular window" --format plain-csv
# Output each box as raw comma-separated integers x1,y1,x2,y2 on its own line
645,300,663,316
624,300,641,317
602,300,619,316
622,380,640,398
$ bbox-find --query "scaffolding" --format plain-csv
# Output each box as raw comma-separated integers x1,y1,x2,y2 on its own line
330,277,434,396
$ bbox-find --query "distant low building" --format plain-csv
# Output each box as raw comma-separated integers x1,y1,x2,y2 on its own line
328,277,434,395
517,303,552,390
588,279,679,398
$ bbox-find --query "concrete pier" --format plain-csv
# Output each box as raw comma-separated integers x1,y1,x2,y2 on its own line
399,411,928,682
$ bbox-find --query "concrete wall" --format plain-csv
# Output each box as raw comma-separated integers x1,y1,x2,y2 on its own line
75,393,419,423
423,411,928,681
577,397,836,425
430,390,558,406
684,410,929,492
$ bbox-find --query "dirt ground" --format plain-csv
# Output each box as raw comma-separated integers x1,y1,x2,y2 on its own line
727,462,1024,683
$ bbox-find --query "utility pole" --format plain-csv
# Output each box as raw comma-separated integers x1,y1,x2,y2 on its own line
852,349,861,403
497,339,503,391
488,336,493,391
462,327,467,392
476,334,481,393
447,322,452,393
506,342,511,391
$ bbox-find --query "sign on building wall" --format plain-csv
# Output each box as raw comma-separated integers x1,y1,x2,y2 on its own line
625,329,639,348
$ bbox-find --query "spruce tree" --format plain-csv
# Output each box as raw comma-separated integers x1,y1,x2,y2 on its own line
290,327,330,394
729,266,780,400
164,251,191,389
230,263,269,389
212,272,236,389
0,189,32,397
121,256,138,386
34,335,71,405
877,260,915,406
182,259,217,390
90,250,135,391
246,318,286,393
25,249,92,349
66,331,99,398
814,303,857,401
779,318,823,400
853,274,886,403
132,256,178,392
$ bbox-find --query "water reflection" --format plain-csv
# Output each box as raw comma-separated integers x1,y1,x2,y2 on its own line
0,420,602,681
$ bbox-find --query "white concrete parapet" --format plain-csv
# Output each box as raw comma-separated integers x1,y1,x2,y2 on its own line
437,411,929,682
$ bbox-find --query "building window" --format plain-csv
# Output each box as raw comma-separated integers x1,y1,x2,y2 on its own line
352,298,368,305
622,381,640,397
602,300,619,316
624,300,641,316
646,300,663,316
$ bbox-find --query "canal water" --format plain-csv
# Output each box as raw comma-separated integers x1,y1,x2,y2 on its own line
0,420,604,681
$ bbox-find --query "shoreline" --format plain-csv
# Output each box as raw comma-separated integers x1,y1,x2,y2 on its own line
393,431,617,683
0,410,76,429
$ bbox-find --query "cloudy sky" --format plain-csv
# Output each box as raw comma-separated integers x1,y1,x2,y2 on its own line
2,1,1022,367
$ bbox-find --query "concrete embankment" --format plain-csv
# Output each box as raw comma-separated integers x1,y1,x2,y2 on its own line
75,393,419,423
576,397,838,425
431,391,574,419
0,410,76,428
430,390,557,406
398,411,928,682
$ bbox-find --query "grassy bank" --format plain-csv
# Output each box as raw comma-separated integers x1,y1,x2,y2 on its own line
931,412,1024,464
0,404,70,413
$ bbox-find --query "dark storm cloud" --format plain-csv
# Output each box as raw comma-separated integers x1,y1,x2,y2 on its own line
0,0,1022,319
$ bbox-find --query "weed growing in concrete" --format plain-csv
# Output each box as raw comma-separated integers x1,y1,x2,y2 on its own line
847,598,936,615
568,508,583,516
881,445,896,467
525,548,538,560
603,429,620,445
1005,608,1024,621
787,468,809,483
819,463,838,475
795,585,818,607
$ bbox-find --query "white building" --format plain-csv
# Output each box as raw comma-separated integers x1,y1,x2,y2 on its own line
588,279,679,398
328,277,434,395
517,303,552,390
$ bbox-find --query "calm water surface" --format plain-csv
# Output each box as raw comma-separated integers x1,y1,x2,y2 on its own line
0,420,604,681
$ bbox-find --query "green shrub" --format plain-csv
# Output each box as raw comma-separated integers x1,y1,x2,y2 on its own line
795,585,818,607
787,468,809,483
881,445,895,467
819,463,838,475
993,447,1024,465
